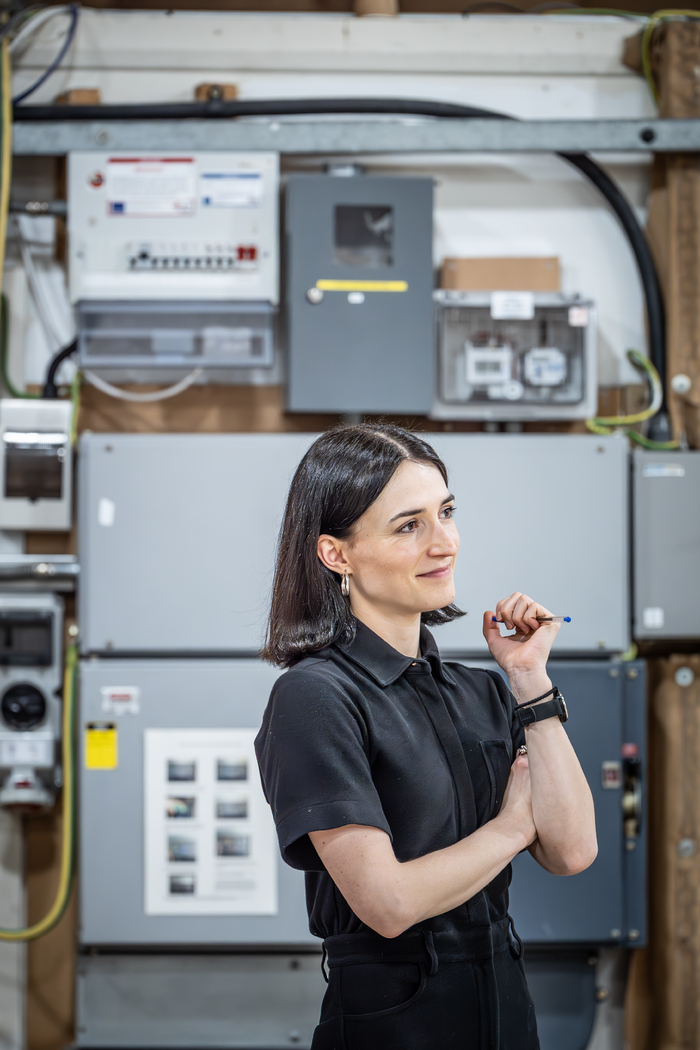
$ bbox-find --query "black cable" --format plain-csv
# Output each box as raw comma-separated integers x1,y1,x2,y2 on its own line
13,4,80,106
12,94,668,434
42,337,76,399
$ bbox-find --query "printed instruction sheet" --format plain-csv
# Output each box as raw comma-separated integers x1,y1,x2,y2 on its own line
144,728,278,915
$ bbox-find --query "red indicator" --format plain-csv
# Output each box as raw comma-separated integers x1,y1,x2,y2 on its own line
237,245,257,262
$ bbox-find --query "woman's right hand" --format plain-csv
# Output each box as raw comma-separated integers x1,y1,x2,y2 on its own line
496,754,537,849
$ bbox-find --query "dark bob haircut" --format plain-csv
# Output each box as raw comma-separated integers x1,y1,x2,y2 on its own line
262,422,464,667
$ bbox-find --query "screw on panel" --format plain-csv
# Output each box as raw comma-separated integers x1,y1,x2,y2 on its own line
629,930,640,941
288,1032,301,1044
597,445,606,453
609,668,619,678
626,840,636,851
675,667,695,688
640,127,656,143
678,838,696,858
306,287,323,305
596,987,610,1002
289,959,299,970
610,929,621,939
627,668,639,680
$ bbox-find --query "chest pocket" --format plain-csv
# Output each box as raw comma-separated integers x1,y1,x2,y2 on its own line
479,739,512,820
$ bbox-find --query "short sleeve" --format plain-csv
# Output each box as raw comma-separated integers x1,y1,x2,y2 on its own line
484,668,526,757
254,666,392,872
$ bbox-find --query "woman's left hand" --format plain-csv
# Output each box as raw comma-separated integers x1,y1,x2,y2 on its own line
482,593,560,677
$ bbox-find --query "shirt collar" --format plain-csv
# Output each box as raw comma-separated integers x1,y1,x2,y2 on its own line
335,618,455,687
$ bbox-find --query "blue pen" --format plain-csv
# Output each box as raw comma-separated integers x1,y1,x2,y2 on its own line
492,615,571,623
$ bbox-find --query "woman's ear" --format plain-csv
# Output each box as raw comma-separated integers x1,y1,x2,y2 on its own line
317,535,350,575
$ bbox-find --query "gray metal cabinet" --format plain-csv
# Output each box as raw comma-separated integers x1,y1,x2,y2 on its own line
633,449,700,639
463,659,646,946
79,658,315,947
428,434,630,656
285,175,434,414
78,433,315,655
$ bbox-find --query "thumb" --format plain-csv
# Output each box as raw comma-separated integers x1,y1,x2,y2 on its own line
483,610,502,642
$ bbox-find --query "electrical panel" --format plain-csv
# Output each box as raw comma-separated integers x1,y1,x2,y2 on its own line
0,399,73,530
633,449,700,639
79,433,627,657
79,658,313,946
432,292,597,421
68,152,279,372
0,593,63,808
285,175,434,414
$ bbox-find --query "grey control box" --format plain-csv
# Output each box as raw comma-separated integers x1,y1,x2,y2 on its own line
285,175,434,414
633,449,700,639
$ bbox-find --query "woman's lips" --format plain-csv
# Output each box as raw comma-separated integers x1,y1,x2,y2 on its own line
417,565,452,579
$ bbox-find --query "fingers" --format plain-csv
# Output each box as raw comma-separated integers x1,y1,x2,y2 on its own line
494,593,554,635
482,610,502,643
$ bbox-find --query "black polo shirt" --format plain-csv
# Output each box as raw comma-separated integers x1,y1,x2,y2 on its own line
255,619,526,941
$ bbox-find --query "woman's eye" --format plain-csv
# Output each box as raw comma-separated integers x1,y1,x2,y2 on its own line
399,520,418,533
442,505,456,518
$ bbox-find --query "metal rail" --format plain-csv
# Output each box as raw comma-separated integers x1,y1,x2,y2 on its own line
12,117,700,155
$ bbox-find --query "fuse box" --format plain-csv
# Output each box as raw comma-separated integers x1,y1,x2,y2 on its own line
431,292,597,421
68,152,279,372
0,399,73,530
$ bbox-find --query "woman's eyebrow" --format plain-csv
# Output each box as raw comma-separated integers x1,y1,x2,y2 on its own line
388,494,454,523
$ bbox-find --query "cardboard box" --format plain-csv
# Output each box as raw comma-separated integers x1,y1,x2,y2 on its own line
441,257,561,292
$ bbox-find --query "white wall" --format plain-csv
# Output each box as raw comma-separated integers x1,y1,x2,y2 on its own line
10,10,655,386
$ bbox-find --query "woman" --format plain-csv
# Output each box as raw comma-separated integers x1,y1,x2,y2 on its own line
255,423,597,1050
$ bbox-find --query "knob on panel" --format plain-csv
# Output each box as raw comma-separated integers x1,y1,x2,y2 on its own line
1,683,47,730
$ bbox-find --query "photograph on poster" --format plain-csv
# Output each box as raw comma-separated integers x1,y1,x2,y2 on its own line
167,796,196,819
217,831,250,857
216,798,248,819
217,758,248,781
168,835,197,862
168,760,197,782
170,874,196,895
144,728,278,916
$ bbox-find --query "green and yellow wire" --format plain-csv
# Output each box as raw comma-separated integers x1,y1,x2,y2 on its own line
587,349,679,449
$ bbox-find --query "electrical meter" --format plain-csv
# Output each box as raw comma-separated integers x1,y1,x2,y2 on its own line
0,399,73,530
0,593,63,809
68,152,279,372
432,292,597,421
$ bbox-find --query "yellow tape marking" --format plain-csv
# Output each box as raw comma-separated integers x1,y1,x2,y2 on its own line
316,280,408,293
85,723,118,770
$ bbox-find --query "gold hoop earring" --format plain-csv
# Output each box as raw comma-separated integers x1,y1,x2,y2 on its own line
341,571,350,598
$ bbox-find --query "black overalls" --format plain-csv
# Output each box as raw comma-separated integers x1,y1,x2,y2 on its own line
255,620,540,1050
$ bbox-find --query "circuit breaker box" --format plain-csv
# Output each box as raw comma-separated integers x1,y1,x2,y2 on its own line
285,175,434,414
633,449,700,639
68,152,279,371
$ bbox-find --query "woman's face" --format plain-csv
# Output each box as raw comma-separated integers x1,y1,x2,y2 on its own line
337,459,460,620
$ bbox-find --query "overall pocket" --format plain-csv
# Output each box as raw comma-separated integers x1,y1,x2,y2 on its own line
480,739,512,818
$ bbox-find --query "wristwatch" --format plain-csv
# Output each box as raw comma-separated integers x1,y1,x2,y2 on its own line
515,686,569,728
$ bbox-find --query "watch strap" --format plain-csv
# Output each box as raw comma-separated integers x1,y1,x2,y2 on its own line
516,694,569,727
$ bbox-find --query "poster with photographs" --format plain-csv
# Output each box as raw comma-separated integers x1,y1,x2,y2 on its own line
144,728,278,916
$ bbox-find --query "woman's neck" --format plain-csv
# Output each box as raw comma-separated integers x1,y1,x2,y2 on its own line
350,599,421,659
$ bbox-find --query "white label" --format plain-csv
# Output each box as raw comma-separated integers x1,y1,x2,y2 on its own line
144,728,278,916
0,738,53,767
568,306,589,327
106,158,196,217
490,291,535,320
643,464,686,478
200,172,263,208
643,607,665,629
101,686,140,716
97,497,116,527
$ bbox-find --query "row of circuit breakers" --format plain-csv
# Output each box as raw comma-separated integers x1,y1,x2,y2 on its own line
68,152,596,420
